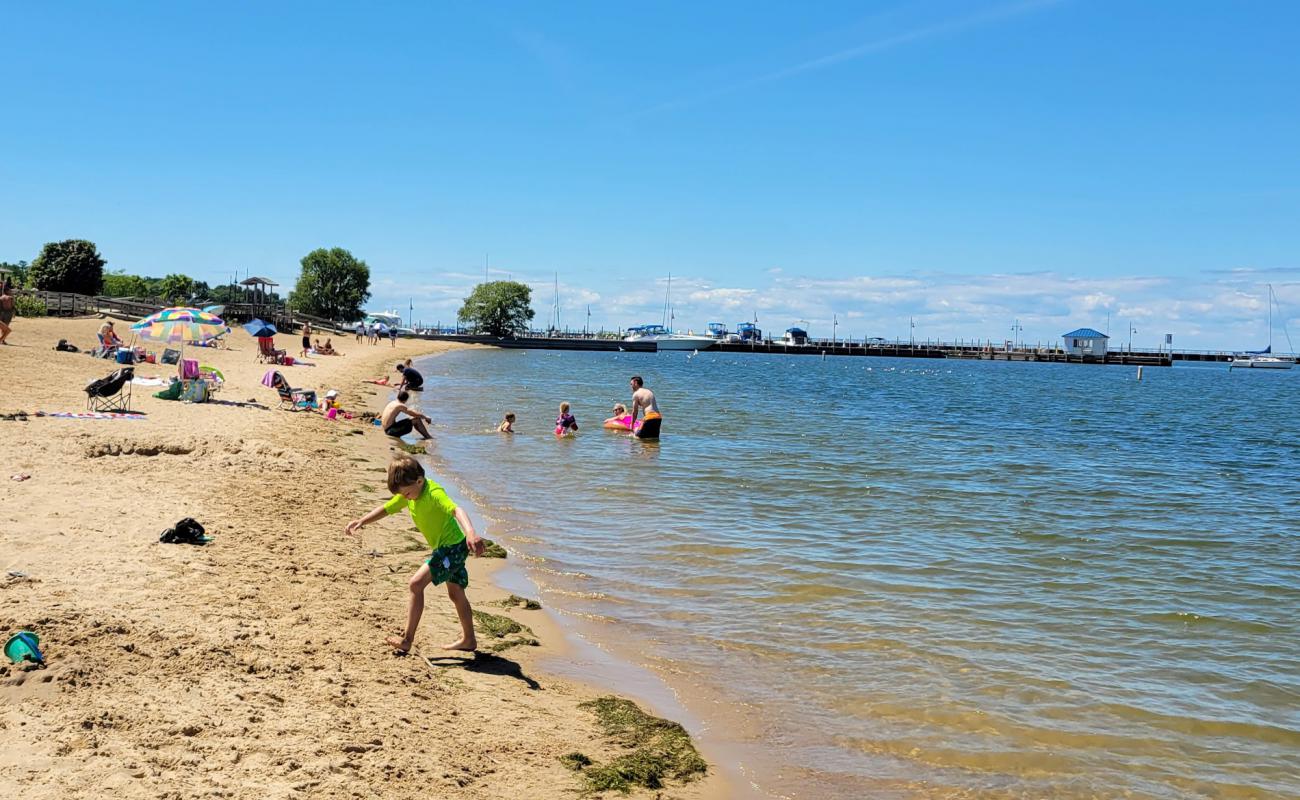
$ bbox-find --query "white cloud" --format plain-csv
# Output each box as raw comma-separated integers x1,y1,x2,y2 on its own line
365,265,1296,350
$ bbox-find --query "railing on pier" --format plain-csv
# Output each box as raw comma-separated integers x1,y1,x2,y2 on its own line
19,289,295,329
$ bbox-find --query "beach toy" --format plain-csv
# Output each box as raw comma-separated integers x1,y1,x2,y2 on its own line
4,631,44,664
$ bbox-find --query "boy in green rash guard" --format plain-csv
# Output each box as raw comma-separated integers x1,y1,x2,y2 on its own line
347,455,486,655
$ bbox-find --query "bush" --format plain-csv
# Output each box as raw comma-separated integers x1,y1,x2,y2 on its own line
14,295,47,317
29,239,106,294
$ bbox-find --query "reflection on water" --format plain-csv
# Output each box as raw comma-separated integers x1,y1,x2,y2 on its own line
411,350,1300,800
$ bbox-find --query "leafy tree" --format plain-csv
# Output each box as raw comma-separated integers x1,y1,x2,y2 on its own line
156,273,195,305
459,281,535,336
0,260,29,288
29,240,106,294
102,270,152,298
288,247,371,322
208,284,244,305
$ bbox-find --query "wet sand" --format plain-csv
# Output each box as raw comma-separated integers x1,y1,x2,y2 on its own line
0,316,727,799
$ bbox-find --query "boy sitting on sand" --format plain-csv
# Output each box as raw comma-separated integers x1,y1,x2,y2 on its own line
346,456,486,654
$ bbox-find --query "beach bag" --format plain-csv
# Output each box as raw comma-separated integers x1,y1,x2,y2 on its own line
160,518,209,545
181,379,209,404
160,348,180,365
153,378,183,401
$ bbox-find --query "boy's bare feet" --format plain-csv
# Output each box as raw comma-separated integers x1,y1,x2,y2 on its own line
385,635,413,655
442,637,477,652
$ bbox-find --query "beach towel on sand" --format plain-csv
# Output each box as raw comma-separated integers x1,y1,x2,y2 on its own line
42,411,145,420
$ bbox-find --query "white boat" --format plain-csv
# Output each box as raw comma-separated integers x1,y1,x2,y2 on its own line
1229,352,1293,369
623,324,717,351
362,311,416,336
1229,285,1295,370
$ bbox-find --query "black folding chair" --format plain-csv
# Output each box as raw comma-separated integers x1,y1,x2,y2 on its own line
85,367,134,412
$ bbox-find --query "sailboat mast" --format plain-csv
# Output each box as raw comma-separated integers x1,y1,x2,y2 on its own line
1268,284,1273,350
662,273,672,329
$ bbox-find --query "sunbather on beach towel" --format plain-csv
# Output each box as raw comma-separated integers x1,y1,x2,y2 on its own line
346,455,485,654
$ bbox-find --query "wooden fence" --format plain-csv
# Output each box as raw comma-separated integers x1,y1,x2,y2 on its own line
20,290,295,329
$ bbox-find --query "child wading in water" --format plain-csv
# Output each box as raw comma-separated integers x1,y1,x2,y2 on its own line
497,412,515,433
555,402,578,436
346,456,486,654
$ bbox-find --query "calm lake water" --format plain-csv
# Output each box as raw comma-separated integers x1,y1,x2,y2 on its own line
409,350,1299,799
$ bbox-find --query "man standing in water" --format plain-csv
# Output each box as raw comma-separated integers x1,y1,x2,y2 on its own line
628,375,662,439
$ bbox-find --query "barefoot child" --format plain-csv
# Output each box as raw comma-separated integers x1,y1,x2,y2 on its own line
497,412,515,433
346,456,486,654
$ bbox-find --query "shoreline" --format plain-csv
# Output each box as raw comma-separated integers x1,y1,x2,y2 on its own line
0,316,728,799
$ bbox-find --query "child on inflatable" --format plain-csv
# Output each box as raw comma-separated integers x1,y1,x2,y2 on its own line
555,402,578,437
603,403,641,433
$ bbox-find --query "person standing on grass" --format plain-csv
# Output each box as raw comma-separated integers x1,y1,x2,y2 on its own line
0,281,14,345
346,455,486,654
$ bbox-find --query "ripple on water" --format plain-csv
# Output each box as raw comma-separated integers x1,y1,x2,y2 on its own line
419,352,1300,800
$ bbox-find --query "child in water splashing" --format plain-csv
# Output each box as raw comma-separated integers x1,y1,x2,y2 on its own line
555,402,578,436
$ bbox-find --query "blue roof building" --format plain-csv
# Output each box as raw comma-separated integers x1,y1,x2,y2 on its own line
1062,328,1109,356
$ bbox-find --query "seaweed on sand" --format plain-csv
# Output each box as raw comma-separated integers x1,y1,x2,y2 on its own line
395,441,425,455
497,594,541,610
570,696,707,794
470,610,539,653
480,539,507,558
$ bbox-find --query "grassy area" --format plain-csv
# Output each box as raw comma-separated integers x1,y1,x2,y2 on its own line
567,696,707,794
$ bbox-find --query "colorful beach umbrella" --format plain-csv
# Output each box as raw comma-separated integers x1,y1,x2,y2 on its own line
132,307,228,344
131,307,229,378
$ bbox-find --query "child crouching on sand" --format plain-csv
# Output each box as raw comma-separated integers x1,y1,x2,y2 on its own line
346,455,486,654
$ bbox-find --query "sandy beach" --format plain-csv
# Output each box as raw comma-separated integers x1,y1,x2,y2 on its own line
0,316,725,799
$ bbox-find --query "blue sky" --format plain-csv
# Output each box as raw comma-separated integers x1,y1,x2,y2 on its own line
2,1,1297,349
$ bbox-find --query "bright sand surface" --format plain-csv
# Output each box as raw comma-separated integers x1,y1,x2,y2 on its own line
0,316,726,799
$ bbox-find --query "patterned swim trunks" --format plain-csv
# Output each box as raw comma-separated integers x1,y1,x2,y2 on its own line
426,540,470,587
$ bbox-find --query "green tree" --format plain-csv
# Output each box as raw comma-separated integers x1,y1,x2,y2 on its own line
208,284,243,305
156,274,196,305
288,247,371,322
29,240,106,294
102,270,151,297
0,260,29,288
458,281,535,336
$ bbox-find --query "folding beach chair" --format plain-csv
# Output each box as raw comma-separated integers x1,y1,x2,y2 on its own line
268,371,316,411
198,365,225,395
257,337,287,364
85,367,135,412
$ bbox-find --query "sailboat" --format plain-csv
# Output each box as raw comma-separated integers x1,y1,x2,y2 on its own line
1229,284,1294,370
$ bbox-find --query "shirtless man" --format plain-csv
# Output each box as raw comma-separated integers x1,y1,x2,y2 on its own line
628,375,662,439
381,390,432,440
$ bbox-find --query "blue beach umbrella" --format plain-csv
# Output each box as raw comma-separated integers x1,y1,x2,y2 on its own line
242,318,278,338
